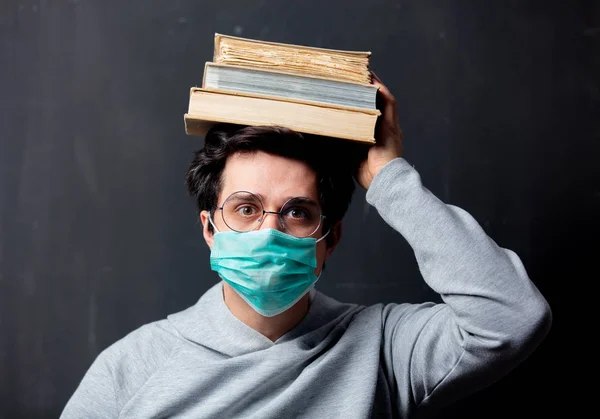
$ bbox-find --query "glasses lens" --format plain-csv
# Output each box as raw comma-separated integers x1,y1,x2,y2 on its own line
280,198,322,237
221,192,264,232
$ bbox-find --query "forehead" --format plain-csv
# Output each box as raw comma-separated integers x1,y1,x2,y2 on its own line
220,151,319,204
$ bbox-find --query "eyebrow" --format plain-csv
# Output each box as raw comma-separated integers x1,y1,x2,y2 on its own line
253,192,268,202
250,192,319,205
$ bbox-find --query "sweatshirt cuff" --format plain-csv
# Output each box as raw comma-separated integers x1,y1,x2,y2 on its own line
365,157,417,207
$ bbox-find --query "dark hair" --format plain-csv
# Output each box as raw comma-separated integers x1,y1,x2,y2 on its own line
186,124,361,245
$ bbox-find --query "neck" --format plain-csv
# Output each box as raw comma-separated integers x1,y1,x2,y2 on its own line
222,282,310,342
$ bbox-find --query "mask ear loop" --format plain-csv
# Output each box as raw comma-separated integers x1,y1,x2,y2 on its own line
316,228,330,243
207,212,221,233
313,229,330,283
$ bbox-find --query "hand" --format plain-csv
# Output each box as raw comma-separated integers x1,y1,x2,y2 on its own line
355,72,404,189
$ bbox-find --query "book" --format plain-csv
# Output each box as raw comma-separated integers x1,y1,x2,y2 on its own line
184,34,380,143
184,88,380,143
213,33,372,84
202,62,378,110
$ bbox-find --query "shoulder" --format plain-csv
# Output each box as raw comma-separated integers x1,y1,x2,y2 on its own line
96,319,183,408
103,319,181,362
352,301,446,338
63,318,185,417
312,290,437,326
352,299,438,320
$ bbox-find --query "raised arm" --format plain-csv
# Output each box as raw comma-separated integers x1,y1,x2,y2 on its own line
360,74,552,417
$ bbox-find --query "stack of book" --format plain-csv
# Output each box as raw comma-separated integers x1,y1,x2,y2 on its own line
183,34,380,143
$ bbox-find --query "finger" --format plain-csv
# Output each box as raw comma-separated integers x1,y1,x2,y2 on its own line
370,72,395,99
371,78,390,97
370,73,397,113
370,73,401,137
376,89,398,126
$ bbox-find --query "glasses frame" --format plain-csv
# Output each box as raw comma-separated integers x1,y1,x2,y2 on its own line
213,190,327,238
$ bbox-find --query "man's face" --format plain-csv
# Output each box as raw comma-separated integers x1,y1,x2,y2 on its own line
200,151,340,275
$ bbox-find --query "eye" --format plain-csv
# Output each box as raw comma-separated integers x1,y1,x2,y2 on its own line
237,206,259,217
285,207,309,219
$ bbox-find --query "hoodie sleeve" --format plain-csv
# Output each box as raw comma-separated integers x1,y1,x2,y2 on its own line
366,158,552,417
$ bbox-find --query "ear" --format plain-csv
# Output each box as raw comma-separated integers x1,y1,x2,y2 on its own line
200,210,214,249
324,221,342,260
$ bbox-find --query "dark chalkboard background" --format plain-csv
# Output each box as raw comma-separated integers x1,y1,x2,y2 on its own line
1,1,597,418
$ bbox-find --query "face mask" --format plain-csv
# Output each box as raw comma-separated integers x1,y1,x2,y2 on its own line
209,227,327,317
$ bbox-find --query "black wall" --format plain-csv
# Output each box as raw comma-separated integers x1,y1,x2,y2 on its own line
1,1,597,418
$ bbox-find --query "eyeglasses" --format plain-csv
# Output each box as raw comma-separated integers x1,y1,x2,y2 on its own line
212,191,326,238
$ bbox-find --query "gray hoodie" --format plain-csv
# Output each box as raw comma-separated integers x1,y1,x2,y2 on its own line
60,158,552,418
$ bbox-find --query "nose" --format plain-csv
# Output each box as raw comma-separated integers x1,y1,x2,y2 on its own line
259,211,284,232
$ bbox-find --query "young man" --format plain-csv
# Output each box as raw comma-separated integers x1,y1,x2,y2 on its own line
61,75,552,418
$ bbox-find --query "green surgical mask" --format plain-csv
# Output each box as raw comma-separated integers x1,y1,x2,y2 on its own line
209,228,325,317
